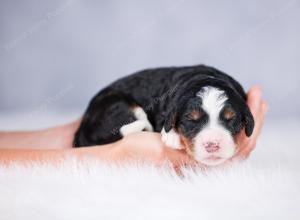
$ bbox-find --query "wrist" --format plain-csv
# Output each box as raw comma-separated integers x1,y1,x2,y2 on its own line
73,141,123,163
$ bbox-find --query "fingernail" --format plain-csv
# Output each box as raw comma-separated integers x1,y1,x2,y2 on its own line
262,102,269,114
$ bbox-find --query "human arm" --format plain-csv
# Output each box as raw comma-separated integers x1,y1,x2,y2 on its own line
0,86,267,167
0,120,80,150
0,132,196,168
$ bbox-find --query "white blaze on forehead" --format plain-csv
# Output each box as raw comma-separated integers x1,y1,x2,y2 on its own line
196,86,228,123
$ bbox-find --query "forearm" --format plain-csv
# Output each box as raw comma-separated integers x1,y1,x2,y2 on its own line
0,132,199,169
0,130,52,149
0,120,80,149
0,142,120,166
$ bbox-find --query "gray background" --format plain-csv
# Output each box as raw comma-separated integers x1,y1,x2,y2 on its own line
1,0,300,120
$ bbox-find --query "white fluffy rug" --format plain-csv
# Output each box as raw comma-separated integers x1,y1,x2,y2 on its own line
0,114,300,220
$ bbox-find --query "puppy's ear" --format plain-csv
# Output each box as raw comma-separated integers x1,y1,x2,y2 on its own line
163,107,178,132
243,106,255,137
163,84,188,132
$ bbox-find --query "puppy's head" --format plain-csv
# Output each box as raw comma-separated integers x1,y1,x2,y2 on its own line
164,85,254,166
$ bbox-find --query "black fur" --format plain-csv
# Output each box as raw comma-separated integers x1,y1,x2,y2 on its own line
74,65,254,147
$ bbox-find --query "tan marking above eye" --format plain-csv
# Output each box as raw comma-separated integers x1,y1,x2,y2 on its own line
189,110,203,121
223,109,235,120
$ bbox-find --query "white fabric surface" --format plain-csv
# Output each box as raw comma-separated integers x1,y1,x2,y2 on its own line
0,113,299,220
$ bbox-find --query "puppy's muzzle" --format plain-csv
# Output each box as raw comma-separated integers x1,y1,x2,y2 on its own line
204,141,220,153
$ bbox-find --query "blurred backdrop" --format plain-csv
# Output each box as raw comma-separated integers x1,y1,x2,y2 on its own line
0,0,300,128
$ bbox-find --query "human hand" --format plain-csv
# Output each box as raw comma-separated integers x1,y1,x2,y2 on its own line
233,86,268,160
117,132,198,169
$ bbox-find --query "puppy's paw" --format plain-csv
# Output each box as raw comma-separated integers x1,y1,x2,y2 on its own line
161,128,183,149
133,107,153,132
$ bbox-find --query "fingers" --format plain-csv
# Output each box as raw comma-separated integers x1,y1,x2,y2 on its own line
175,150,198,166
247,86,269,125
234,86,262,146
247,85,262,116
235,86,268,159
163,147,198,167
246,85,264,141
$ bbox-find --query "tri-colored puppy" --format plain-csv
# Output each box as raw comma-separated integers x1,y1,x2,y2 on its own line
74,65,254,166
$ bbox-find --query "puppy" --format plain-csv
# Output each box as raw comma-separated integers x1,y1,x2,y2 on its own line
74,65,254,166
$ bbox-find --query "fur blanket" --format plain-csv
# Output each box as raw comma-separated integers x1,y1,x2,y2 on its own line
0,116,299,220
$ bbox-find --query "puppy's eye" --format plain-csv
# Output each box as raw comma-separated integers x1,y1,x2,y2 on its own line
188,110,203,121
223,109,235,120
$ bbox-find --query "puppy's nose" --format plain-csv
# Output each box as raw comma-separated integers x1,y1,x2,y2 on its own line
204,142,220,153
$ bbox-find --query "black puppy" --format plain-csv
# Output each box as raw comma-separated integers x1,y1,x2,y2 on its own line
74,65,254,166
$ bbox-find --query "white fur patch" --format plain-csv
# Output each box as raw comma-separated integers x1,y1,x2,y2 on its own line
161,128,183,149
120,107,153,136
133,107,153,131
196,86,228,121
193,86,236,166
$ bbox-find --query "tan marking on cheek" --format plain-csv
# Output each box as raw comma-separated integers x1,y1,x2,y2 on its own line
179,132,194,156
189,110,203,121
223,109,235,120
233,132,243,150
